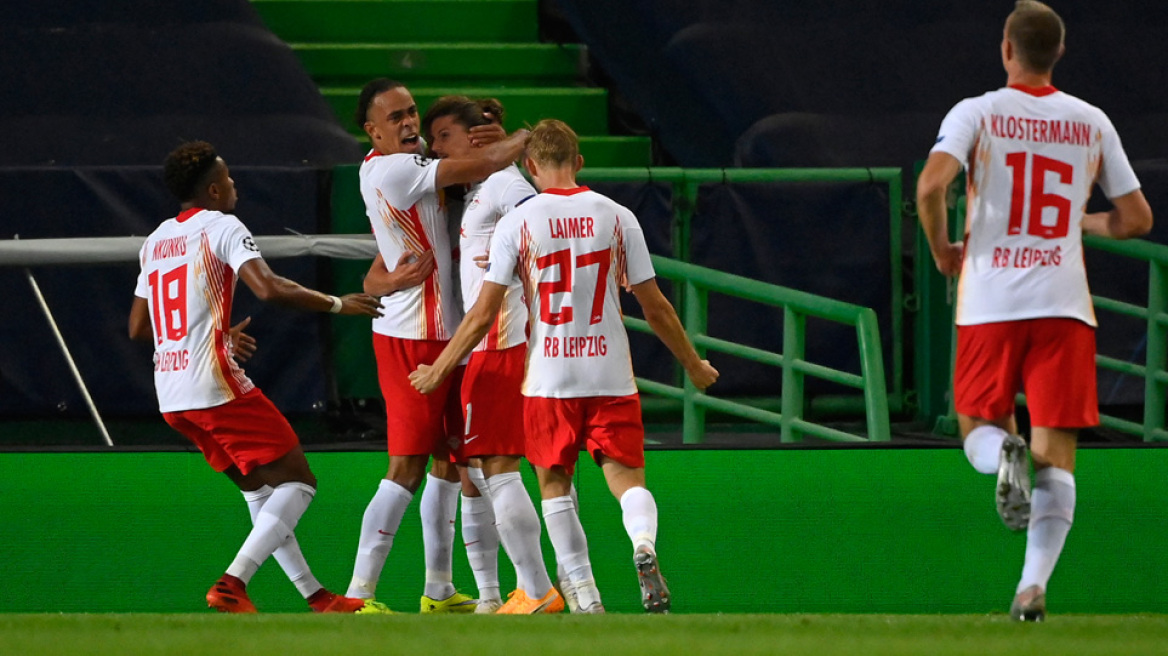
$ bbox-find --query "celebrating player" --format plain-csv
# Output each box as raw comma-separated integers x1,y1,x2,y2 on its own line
421,95,564,614
129,141,386,614
411,119,719,613
916,1,1152,621
345,79,529,613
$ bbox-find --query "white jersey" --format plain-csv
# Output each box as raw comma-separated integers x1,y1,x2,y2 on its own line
134,208,261,412
931,85,1141,326
485,186,655,398
360,150,460,340
461,164,536,352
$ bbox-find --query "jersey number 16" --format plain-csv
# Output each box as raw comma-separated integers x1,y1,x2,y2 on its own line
1005,151,1073,239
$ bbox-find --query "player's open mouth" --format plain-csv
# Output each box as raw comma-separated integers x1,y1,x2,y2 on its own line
402,135,420,146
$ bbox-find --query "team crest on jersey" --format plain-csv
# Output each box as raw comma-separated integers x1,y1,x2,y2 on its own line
414,155,432,167
242,236,260,252
467,194,481,211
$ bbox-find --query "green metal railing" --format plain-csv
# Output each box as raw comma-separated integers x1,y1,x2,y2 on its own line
1082,235,1168,442
623,255,891,444
579,167,905,414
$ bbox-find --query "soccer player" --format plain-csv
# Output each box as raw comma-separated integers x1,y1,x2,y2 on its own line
345,79,529,613
916,1,1152,621
410,119,719,614
420,95,563,614
129,141,387,614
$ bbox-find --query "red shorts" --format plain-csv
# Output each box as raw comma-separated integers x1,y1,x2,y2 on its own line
954,318,1098,428
374,334,462,457
524,394,645,475
459,345,526,459
162,388,298,476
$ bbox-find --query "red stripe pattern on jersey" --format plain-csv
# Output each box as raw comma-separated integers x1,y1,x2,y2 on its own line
198,232,252,400
378,194,444,339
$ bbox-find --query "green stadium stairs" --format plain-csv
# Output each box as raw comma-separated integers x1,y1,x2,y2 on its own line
250,0,653,168
252,0,653,399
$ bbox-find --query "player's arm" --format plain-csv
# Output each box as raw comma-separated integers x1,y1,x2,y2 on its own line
128,296,152,341
915,151,965,277
238,258,383,316
1082,189,1153,239
433,129,530,189
363,251,436,296
629,278,719,391
410,281,507,394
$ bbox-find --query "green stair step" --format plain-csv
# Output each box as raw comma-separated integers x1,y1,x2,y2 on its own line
252,0,538,43
346,134,651,168
323,86,610,134
291,43,586,86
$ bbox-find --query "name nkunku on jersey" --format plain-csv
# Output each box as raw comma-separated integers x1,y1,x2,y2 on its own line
360,150,461,340
461,164,535,352
134,208,261,412
485,187,655,399
931,85,1141,327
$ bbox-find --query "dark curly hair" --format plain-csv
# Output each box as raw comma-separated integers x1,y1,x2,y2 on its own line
421,96,506,148
354,78,405,128
163,141,219,202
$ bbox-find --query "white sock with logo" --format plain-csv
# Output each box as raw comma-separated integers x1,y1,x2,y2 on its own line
461,492,500,603
347,479,413,599
420,474,461,600
227,482,315,585
242,486,323,598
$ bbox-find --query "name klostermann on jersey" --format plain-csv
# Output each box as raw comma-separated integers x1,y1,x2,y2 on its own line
544,335,607,358
989,114,1094,146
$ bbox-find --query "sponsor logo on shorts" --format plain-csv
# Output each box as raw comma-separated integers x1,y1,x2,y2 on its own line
464,435,479,445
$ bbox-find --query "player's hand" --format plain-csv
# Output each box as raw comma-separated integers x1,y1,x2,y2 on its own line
393,250,436,289
932,242,964,278
338,293,384,317
469,123,506,147
686,359,719,391
229,316,257,362
473,253,490,270
409,364,443,394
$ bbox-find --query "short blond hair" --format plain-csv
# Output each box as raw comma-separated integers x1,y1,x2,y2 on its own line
526,119,579,168
1006,0,1065,73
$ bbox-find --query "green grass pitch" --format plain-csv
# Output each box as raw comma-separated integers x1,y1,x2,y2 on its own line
3,614,1167,656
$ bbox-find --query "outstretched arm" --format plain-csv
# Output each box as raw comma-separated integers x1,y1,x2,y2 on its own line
410,281,507,394
1082,189,1153,239
238,258,382,316
629,278,718,390
916,151,964,277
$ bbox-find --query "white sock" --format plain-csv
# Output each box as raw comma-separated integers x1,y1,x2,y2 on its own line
461,493,501,602
543,495,599,608
619,486,658,554
347,479,413,599
227,482,315,585
242,486,323,598
555,484,580,583
493,472,552,598
964,425,1008,474
420,474,460,600
467,467,490,497
1017,467,1076,593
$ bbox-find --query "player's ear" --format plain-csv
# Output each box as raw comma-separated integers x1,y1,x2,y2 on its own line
575,154,584,173
523,155,538,177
